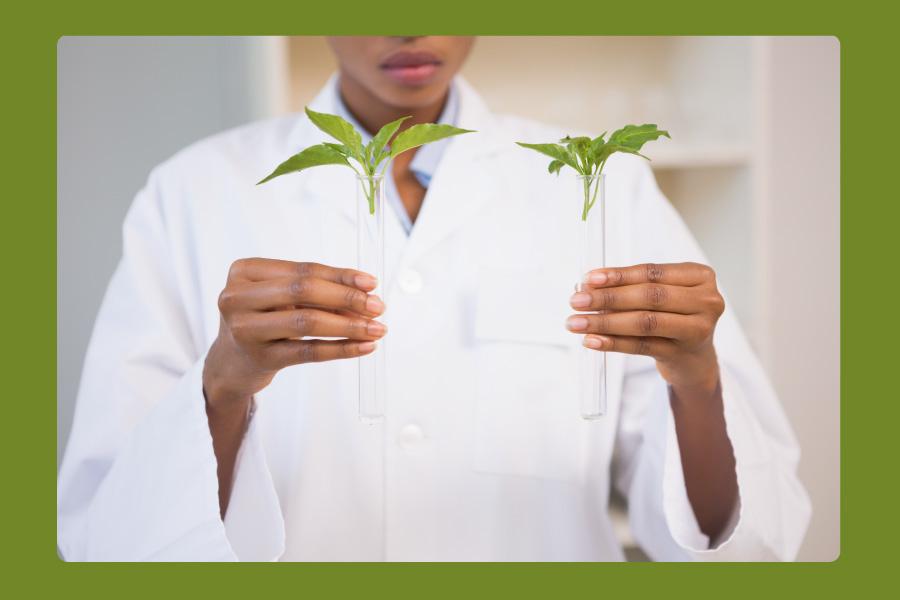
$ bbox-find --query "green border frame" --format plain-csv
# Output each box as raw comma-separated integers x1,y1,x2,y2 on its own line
25,0,889,591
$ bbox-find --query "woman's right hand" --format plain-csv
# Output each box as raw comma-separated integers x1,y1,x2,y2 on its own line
202,258,387,410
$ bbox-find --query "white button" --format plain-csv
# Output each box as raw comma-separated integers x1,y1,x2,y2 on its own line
397,269,424,294
397,424,425,451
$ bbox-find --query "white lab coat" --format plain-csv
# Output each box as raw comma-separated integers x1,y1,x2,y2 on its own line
57,76,811,561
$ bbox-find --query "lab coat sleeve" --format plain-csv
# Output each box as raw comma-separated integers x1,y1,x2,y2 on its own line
613,162,812,562
56,167,285,561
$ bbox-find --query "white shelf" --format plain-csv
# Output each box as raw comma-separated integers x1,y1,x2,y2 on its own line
649,144,750,170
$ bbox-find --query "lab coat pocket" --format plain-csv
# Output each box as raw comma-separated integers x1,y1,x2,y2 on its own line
471,265,588,484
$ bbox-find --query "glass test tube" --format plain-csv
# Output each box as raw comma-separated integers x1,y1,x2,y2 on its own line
356,174,386,423
576,174,607,419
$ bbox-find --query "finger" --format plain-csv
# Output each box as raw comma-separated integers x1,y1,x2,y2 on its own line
583,262,716,289
274,307,358,319
230,277,385,316
566,311,696,340
581,334,677,359
227,258,378,290
249,309,387,342
570,283,705,314
269,338,378,367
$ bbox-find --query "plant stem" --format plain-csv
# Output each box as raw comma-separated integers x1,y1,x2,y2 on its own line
584,160,609,214
587,177,601,212
581,175,591,221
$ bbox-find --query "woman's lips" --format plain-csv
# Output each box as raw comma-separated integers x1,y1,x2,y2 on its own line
380,50,442,86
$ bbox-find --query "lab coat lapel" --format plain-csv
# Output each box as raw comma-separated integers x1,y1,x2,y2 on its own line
400,78,507,268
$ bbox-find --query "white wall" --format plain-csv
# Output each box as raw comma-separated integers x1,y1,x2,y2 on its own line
757,36,840,561
57,36,279,470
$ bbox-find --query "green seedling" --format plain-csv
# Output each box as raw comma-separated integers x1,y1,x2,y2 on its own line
258,108,475,214
516,124,670,221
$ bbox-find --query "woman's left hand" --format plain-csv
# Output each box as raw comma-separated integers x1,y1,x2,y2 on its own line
567,262,726,391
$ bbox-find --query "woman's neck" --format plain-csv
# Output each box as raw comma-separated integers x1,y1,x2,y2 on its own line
338,76,448,137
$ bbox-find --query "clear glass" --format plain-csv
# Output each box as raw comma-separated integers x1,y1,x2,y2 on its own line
576,174,607,419
356,174,386,423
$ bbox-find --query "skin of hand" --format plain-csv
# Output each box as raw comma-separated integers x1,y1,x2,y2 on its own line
202,258,387,515
567,262,738,540
204,258,387,407
567,262,726,391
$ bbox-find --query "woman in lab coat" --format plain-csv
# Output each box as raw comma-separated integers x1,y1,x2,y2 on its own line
57,36,811,561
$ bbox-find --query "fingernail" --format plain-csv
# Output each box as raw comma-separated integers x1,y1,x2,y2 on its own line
567,316,589,331
366,295,385,314
583,335,603,350
570,292,591,308
367,321,386,336
356,275,378,290
588,272,607,285
359,341,377,353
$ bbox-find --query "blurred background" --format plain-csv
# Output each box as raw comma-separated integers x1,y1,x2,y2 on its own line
57,36,839,561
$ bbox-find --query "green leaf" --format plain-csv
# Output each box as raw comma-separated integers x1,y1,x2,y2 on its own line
591,143,650,170
372,116,412,165
608,124,670,151
256,144,351,185
615,145,649,161
548,160,566,176
305,107,364,160
389,123,475,159
559,135,591,155
323,142,350,155
560,135,592,170
518,124,667,221
516,142,582,174
589,133,607,162
325,141,375,175
361,141,377,174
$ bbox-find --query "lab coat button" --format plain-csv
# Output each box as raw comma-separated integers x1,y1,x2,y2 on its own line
398,269,424,294
398,424,425,451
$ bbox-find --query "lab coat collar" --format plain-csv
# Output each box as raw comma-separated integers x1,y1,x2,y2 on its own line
293,74,508,278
